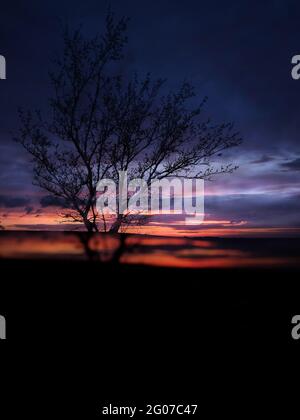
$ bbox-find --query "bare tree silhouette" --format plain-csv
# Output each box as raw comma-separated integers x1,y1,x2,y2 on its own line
16,12,241,233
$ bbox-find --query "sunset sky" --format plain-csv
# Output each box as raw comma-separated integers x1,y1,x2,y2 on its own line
1,0,300,236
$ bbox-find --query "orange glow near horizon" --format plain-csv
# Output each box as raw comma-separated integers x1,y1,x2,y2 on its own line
1,207,300,238
1,231,299,270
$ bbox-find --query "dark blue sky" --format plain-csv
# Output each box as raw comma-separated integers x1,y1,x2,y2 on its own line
1,0,300,232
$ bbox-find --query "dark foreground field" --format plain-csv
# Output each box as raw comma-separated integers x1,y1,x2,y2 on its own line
0,232,299,417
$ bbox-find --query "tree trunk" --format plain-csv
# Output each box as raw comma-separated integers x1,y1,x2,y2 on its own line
109,214,123,233
83,218,96,232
